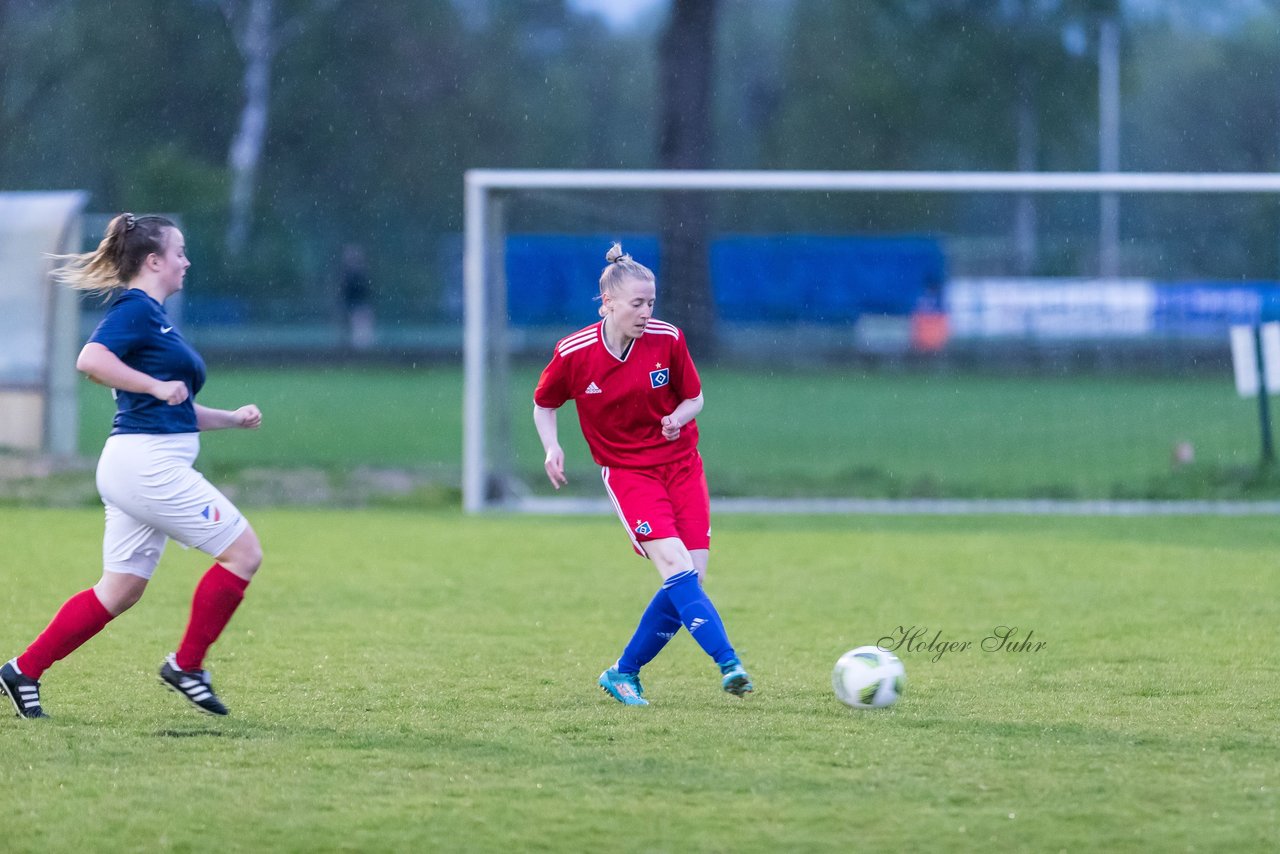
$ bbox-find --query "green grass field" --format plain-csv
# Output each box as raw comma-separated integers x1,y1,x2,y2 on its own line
1,508,1276,851
73,366,1277,503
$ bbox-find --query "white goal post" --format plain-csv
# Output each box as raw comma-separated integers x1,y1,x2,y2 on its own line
462,169,1280,514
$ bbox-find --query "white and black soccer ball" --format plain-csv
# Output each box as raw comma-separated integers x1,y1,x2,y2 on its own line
832,646,906,709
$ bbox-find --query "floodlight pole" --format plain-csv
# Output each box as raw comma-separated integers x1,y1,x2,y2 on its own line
488,196,511,495
1098,16,1121,278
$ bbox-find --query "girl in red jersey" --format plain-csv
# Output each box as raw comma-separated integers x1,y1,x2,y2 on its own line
533,243,751,706
0,214,263,719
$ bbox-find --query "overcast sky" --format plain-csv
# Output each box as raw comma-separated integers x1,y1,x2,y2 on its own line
566,0,1273,34
567,0,667,30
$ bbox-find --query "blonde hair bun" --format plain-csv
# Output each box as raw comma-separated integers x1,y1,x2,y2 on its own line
605,242,630,264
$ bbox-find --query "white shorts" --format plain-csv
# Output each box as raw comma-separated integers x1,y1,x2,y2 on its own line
95,433,248,579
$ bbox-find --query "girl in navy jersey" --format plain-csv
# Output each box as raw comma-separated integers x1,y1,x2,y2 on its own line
533,243,752,706
0,213,263,719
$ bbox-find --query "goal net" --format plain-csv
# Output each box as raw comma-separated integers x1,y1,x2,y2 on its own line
463,170,1280,514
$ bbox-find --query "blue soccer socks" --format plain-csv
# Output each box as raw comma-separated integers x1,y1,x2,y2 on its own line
617,587,683,675
662,569,736,665
606,569,749,703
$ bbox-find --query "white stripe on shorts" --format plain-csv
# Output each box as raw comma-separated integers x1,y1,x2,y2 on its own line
601,466,647,558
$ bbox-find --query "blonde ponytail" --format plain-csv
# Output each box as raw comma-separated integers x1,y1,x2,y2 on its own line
49,213,176,293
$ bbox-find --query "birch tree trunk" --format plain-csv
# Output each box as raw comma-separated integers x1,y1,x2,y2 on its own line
223,0,275,258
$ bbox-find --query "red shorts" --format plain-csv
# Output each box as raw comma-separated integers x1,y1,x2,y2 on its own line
601,452,710,557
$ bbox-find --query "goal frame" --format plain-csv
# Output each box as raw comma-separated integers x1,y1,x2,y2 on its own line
462,169,1280,514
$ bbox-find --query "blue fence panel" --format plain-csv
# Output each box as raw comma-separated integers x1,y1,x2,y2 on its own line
1153,281,1280,338
711,235,946,323
505,234,946,326
506,235,660,326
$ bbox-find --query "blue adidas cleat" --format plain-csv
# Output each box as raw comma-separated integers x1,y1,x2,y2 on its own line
719,658,753,697
598,666,649,706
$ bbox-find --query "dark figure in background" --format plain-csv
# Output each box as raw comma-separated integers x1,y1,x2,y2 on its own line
910,279,949,354
341,244,374,351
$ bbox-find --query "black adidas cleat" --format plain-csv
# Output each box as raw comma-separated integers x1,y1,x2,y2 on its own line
159,653,229,716
1,658,49,719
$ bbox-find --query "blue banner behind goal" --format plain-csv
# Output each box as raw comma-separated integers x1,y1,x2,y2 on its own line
503,234,945,326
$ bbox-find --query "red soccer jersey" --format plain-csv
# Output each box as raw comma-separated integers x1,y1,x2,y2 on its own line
534,319,702,468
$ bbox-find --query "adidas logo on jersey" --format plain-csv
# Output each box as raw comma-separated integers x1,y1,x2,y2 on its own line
585,382,602,394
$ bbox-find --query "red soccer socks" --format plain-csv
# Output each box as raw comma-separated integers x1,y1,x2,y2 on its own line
17,588,114,680
175,563,249,672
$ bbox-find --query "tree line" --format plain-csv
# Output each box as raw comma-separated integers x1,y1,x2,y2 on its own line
2,0,1277,331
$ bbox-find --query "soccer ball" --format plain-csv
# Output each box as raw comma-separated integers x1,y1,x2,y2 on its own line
832,646,906,709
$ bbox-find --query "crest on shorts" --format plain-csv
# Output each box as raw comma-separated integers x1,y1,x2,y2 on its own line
201,504,222,523
648,368,669,389
634,519,652,535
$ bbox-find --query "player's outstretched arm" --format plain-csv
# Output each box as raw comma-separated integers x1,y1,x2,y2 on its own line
533,404,567,489
195,403,262,431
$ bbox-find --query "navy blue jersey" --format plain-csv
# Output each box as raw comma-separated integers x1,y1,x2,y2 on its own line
88,289,206,435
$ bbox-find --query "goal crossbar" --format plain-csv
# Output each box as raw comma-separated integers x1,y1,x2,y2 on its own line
467,169,1280,194
462,170,1280,514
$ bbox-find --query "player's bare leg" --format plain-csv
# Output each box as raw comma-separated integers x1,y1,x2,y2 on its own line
94,570,149,616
